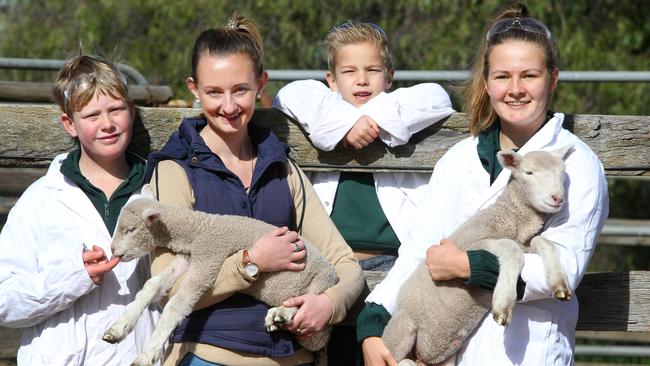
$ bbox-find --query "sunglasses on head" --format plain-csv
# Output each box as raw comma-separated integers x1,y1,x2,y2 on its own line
486,17,552,42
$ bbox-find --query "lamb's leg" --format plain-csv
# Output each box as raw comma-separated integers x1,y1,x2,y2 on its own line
383,310,417,362
103,255,189,343
474,238,524,327
299,327,332,351
131,262,218,366
529,236,571,300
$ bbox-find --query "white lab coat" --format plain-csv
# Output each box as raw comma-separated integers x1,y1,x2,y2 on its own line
273,80,455,245
0,153,159,365
366,113,609,365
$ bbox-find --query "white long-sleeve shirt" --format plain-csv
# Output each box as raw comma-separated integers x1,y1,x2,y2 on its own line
0,153,159,365
273,80,454,245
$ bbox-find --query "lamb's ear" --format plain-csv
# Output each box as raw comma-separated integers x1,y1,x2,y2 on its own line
497,150,522,171
549,144,574,161
142,208,161,227
140,184,156,200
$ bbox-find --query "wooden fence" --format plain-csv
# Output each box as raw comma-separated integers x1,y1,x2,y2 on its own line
1,104,650,361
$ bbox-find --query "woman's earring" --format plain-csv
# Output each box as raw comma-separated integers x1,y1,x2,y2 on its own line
193,98,201,108
256,94,261,100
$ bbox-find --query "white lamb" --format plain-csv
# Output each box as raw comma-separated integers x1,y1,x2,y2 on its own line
101,187,338,366
383,146,574,366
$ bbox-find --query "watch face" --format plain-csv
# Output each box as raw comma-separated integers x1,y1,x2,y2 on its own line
245,263,259,277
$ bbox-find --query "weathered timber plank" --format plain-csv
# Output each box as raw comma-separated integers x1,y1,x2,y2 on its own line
0,104,648,174
0,326,19,359
0,168,45,196
577,271,650,331
355,270,650,331
0,81,173,105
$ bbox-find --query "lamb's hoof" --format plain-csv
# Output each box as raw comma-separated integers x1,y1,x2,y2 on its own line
265,306,297,332
553,286,572,301
130,354,153,366
102,329,124,344
492,309,512,327
102,333,118,344
102,323,129,343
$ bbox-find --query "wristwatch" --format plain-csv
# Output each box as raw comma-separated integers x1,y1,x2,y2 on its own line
242,249,259,278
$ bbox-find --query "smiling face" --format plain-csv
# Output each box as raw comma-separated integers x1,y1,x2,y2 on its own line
326,41,393,107
187,52,267,138
485,40,558,137
60,93,134,165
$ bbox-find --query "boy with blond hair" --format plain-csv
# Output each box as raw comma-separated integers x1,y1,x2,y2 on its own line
273,20,454,364
274,20,453,271
0,53,158,365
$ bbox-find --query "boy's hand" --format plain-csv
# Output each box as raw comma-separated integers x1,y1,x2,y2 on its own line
343,116,380,149
83,245,120,285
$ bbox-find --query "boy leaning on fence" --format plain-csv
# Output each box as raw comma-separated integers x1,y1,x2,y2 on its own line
273,19,454,365
0,52,158,365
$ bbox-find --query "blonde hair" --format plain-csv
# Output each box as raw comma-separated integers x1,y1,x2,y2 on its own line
191,14,264,81
53,53,129,116
464,2,559,135
325,20,393,74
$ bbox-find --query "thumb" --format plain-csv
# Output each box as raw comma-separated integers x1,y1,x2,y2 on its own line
439,239,454,247
283,295,305,308
272,226,289,237
368,118,380,132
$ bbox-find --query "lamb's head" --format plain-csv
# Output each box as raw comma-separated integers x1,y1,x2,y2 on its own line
111,198,166,262
497,144,573,214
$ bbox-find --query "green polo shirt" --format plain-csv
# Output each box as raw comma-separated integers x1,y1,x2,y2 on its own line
60,149,146,235
330,172,400,252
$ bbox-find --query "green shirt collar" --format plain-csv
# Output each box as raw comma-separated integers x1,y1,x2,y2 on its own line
60,149,145,234
477,112,554,185
477,122,502,185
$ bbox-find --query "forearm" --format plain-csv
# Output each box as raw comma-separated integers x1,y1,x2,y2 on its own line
360,83,454,147
356,302,391,342
273,79,364,151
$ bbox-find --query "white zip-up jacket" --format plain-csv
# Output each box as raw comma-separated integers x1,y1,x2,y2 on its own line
366,113,609,365
0,153,159,365
273,80,454,245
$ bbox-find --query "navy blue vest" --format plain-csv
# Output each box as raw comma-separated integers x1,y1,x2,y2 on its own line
146,116,299,357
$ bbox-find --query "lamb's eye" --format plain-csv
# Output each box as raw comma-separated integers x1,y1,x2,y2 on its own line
525,170,534,175
125,227,136,234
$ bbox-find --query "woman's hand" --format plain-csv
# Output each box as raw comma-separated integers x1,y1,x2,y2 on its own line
425,239,470,281
362,337,397,366
282,293,333,338
343,115,380,149
249,227,306,273
83,245,120,285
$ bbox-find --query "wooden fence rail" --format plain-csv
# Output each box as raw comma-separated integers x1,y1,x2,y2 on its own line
1,104,650,338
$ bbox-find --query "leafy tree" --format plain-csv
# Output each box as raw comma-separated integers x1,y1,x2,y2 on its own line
1,0,648,115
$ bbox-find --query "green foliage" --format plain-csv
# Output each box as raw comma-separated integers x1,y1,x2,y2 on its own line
1,0,648,115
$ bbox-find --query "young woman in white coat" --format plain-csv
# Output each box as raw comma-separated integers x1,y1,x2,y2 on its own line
358,3,609,365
